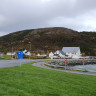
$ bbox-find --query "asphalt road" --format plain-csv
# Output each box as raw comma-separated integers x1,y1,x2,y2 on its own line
0,59,36,68
0,59,58,68
0,59,96,76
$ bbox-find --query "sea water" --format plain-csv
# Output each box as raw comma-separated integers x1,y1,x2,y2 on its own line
72,65,96,72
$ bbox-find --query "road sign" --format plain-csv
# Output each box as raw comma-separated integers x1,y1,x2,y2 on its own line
64,58,68,63
83,57,85,62
18,51,23,59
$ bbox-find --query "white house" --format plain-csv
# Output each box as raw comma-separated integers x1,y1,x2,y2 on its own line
37,54,47,57
49,52,55,58
52,54,59,59
49,50,65,59
62,47,81,58
49,52,59,59
23,49,31,56
54,50,65,58
7,52,16,55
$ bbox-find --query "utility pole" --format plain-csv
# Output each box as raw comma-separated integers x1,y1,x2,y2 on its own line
29,42,31,60
83,57,85,71
12,44,13,59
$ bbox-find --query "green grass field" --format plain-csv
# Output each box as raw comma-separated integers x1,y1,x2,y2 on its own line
0,62,96,96
0,55,11,60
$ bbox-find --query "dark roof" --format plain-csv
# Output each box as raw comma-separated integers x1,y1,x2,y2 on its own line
50,52,55,54
58,50,65,55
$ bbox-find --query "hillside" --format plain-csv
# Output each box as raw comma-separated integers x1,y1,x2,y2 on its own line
0,27,96,55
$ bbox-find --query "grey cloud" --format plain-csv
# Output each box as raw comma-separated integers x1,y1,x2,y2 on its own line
0,0,96,36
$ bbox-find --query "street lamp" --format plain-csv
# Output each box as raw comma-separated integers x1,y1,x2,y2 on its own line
11,42,14,59
28,42,31,59
12,46,13,59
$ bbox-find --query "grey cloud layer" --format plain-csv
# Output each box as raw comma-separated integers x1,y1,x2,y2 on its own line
0,0,96,36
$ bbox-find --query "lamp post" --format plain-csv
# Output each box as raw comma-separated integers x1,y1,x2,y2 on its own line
83,57,85,71
64,58,68,70
12,46,13,59
29,42,31,60
11,42,14,59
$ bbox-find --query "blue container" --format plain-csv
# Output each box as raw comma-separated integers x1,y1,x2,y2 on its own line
18,51,23,59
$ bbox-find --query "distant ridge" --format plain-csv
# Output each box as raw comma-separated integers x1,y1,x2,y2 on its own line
0,27,96,55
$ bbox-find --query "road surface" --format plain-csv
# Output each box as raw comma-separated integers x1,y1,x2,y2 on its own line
0,59,36,68
0,59,96,76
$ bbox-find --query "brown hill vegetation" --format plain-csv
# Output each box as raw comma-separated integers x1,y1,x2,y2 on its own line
0,27,96,55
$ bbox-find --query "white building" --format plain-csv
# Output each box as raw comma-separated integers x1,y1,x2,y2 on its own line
49,50,65,59
49,53,59,59
23,49,31,56
62,47,81,58
7,52,16,55
49,52,54,58
37,54,47,57
54,50,65,58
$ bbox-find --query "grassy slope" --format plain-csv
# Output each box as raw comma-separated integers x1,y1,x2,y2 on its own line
0,62,96,96
0,55,11,60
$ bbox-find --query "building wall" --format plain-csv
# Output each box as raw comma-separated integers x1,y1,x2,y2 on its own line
7,52,16,55
49,52,54,58
76,49,81,56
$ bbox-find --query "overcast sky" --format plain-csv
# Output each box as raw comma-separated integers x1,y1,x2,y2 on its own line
0,0,96,36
